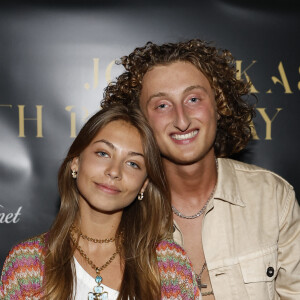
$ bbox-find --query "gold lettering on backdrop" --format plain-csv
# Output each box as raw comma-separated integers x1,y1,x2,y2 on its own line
0,104,13,108
267,62,292,94
84,58,99,90
105,59,117,84
82,107,90,122
18,105,43,138
235,60,259,93
65,106,91,137
65,106,77,138
249,120,259,140
256,108,282,140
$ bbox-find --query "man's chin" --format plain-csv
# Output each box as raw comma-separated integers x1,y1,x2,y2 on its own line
161,154,203,166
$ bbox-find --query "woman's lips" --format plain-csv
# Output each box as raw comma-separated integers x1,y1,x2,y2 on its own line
95,183,121,194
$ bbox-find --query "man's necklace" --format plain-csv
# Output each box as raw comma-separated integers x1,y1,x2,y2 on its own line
195,262,214,296
171,159,218,296
195,262,207,289
70,227,120,300
171,159,218,219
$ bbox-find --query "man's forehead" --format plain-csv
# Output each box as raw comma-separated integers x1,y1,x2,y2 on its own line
141,62,212,91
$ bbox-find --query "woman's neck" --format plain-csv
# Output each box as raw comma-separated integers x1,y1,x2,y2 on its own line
75,200,123,239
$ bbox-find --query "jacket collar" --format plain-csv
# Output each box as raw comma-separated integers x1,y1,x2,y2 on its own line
213,158,245,207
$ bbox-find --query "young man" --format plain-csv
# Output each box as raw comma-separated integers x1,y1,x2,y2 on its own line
102,40,300,299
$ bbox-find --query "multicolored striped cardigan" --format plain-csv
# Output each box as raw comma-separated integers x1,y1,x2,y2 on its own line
0,234,201,299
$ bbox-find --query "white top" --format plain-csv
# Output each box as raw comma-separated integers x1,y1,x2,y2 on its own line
74,257,119,300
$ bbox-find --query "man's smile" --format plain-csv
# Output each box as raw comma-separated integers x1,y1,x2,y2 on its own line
170,129,199,141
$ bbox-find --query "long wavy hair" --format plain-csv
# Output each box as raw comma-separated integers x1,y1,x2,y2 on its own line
42,103,172,299
102,39,256,157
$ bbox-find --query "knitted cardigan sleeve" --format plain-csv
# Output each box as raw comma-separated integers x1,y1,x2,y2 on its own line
1,235,200,299
0,234,46,300
156,239,201,300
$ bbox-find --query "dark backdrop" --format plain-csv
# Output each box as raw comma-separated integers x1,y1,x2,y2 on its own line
0,0,299,269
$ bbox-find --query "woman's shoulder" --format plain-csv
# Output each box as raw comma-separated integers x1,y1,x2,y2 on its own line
5,232,46,257
156,239,194,272
4,232,48,263
156,238,188,255
156,239,194,266
1,233,47,299
156,239,201,299
12,232,47,249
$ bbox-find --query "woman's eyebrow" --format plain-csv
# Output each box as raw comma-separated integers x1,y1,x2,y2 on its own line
93,139,144,157
93,139,115,149
128,151,144,158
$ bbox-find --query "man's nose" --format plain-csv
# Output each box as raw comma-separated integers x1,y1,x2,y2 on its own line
172,105,191,132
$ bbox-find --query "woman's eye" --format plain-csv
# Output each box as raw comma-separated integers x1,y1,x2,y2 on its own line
97,151,109,158
127,161,140,169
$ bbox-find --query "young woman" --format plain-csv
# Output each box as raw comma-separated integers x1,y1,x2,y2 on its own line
1,103,201,300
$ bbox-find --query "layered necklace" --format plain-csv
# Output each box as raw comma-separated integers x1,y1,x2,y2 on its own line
171,158,218,296
70,225,120,300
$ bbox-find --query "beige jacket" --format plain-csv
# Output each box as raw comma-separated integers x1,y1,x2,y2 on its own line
173,158,300,300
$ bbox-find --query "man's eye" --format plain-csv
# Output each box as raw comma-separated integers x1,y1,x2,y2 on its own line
157,103,167,109
189,97,199,103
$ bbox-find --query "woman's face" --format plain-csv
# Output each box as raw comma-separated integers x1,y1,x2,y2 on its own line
71,120,148,214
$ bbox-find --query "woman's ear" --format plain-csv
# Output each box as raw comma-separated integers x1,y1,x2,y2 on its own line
140,178,149,194
70,157,79,173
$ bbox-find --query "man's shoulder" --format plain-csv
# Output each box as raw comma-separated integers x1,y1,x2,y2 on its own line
220,158,293,189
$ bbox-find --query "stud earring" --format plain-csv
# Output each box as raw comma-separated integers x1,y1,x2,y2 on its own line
138,192,144,201
72,170,77,179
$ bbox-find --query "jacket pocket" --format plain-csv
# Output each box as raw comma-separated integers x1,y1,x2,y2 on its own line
239,244,278,299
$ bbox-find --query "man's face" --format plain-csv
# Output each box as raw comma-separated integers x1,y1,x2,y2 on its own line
139,61,218,165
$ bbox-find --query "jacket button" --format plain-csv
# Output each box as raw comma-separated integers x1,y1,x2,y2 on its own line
266,267,274,277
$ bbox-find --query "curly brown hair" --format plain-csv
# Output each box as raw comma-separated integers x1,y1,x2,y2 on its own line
102,39,255,157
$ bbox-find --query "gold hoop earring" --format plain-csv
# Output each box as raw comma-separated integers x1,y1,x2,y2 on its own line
72,170,77,179
138,192,144,201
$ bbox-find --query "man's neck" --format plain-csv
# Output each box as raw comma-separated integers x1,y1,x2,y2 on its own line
163,152,218,207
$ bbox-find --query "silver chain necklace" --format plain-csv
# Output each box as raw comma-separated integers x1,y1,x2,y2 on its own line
171,159,218,219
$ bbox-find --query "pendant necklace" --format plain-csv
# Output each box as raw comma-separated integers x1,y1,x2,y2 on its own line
195,262,214,296
195,262,207,290
70,226,120,300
